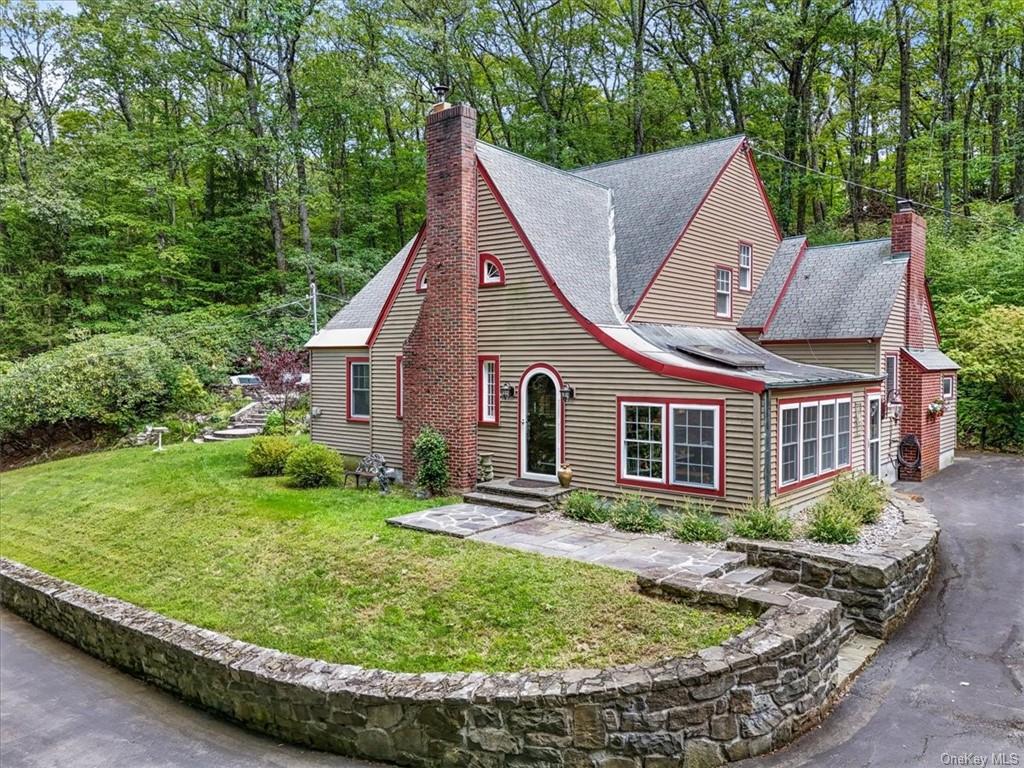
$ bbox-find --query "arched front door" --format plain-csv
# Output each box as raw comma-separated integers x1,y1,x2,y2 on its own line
519,365,562,481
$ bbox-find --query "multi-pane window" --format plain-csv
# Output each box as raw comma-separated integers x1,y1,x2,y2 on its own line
820,402,836,472
348,360,370,419
479,357,498,424
738,244,752,290
480,255,504,286
780,397,852,488
622,405,663,480
715,268,732,317
671,406,718,488
801,404,819,478
885,354,898,401
780,406,800,485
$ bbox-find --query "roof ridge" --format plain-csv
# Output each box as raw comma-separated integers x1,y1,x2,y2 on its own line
474,140,611,192
804,237,891,250
570,135,746,173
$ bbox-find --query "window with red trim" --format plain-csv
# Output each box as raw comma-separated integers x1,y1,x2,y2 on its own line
884,353,899,401
738,243,752,291
778,396,851,489
347,358,370,422
479,253,505,287
618,398,723,494
415,264,428,293
478,356,499,424
715,267,732,318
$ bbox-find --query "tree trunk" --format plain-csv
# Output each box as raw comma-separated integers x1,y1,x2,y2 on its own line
894,0,911,200
936,0,954,228
1014,50,1024,220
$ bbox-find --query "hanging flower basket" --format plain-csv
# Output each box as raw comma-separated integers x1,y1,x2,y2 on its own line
928,399,945,415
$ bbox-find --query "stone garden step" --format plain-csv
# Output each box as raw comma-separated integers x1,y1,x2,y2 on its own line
210,427,262,439
760,579,796,594
474,478,572,504
835,631,883,690
462,491,551,514
719,566,773,586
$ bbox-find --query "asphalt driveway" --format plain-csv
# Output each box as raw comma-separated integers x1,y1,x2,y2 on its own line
1,451,1021,767
744,451,1024,767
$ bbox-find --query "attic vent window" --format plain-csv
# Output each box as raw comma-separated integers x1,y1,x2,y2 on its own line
416,264,428,293
479,253,505,287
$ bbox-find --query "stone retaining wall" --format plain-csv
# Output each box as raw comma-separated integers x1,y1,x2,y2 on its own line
1,558,846,767
726,494,939,638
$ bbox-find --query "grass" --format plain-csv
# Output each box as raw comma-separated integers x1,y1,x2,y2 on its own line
0,440,752,673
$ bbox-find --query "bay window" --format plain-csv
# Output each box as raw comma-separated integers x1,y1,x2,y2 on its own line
619,398,723,494
779,395,852,489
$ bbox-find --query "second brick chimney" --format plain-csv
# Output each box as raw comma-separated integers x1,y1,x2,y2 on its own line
891,199,928,348
401,102,479,490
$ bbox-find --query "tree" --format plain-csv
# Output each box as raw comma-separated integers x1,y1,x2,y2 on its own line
252,342,308,427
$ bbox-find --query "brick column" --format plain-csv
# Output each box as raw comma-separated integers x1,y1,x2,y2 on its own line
891,205,927,348
402,103,479,491
898,358,942,481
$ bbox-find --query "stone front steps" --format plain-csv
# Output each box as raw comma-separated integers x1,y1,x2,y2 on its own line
464,477,572,513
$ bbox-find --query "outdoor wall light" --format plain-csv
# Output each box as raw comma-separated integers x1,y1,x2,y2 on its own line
887,392,903,422
560,384,576,402
500,382,517,401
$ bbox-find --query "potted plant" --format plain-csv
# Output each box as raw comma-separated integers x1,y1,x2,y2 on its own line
928,398,945,415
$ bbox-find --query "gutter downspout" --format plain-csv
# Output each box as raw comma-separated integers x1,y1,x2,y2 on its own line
761,390,772,504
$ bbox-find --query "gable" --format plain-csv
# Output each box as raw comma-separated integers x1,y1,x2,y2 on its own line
628,148,782,325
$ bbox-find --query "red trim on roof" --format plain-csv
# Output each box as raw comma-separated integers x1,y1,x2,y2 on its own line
760,337,879,345
476,156,766,394
625,140,746,322
366,224,427,348
761,239,808,335
745,143,783,242
924,280,941,344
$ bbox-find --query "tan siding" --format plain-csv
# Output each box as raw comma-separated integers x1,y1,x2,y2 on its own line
476,174,759,512
630,151,781,325
878,275,907,482
760,341,879,374
941,383,956,455
769,384,871,511
370,242,428,465
309,348,370,456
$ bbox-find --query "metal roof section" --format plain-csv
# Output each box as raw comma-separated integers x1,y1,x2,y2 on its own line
902,347,960,371
629,324,881,388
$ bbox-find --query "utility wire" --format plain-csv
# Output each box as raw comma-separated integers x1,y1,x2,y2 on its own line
749,142,1024,235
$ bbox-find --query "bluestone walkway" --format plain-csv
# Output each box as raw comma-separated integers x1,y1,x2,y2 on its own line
387,506,746,578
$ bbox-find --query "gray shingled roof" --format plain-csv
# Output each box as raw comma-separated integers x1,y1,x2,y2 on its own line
476,141,618,324
759,239,907,341
573,136,746,313
903,347,959,371
631,324,880,388
322,236,416,332
739,237,805,329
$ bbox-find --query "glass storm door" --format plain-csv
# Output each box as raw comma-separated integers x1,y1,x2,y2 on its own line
868,395,881,478
523,371,558,478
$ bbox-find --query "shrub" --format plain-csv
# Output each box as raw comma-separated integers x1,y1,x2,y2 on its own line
609,494,664,533
284,443,342,488
247,436,296,476
805,499,861,544
562,490,610,523
170,365,212,414
413,427,450,495
732,499,794,541
263,409,285,435
828,473,886,523
668,502,726,542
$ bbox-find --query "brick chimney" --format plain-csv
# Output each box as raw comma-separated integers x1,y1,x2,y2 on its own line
401,101,479,491
892,200,940,481
891,199,928,348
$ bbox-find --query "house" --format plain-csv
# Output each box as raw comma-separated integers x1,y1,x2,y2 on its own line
306,99,958,512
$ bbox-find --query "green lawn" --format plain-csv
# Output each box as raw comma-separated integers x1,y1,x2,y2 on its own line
0,440,752,672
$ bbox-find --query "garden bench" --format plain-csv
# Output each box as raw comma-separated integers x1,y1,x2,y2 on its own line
344,453,394,491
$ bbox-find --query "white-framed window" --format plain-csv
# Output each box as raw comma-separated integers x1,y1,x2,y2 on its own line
395,356,403,419
738,243,752,291
715,268,732,317
837,400,851,466
479,253,505,286
780,405,800,485
867,393,881,478
670,405,719,489
347,359,370,421
779,396,852,488
619,399,723,493
621,403,664,481
884,354,898,401
479,356,498,424
416,264,428,292
942,375,954,399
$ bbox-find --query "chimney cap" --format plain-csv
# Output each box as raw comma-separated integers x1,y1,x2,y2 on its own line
896,198,915,213
432,83,450,103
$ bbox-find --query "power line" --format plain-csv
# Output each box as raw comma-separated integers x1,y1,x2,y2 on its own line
749,142,1024,235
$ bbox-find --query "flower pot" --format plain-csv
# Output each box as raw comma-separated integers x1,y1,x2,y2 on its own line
557,463,573,488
